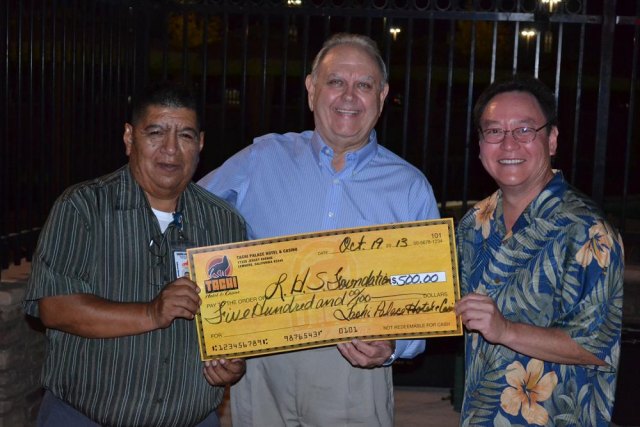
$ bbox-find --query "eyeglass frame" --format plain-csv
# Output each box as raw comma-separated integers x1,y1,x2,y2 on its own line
478,122,551,144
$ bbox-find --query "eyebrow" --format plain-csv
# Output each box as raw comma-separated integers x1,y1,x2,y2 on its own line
142,124,199,134
326,72,376,82
480,118,538,127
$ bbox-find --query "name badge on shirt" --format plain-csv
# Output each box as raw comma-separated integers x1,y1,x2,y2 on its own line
171,238,196,279
174,251,190,278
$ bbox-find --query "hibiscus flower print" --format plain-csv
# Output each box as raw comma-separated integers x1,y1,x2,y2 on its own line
474,192,498,239
575,220,615,268
500,359,558,425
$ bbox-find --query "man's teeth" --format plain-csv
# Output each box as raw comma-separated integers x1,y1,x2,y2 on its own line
499,159,524,165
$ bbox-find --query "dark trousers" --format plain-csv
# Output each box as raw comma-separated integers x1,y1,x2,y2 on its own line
37,390,222,427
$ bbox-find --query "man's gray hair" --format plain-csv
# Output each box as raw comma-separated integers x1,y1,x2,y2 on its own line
310,33,388,88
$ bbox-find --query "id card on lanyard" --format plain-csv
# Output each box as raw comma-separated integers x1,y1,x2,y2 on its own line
168,211,194,279
172,241,193,279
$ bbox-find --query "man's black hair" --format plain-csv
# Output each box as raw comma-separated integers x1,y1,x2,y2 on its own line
473,75,558,132
130,81,202,131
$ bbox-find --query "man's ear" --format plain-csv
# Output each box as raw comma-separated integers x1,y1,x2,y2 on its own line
378,83,390,114
198,131,205,152
305,75,315,112
123,123,133,156
548,125,558,156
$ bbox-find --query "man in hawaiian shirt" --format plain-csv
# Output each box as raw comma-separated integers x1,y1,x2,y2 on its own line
455,75,624,426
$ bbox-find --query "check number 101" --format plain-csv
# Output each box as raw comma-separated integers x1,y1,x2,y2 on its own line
390,271,446,286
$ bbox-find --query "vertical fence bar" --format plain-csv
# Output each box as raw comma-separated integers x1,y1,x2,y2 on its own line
380,17,392,145
96,2,106,178
39,0,48,238
27,0,35,249
462,19,477,212
240,14,248,146
0,0,6,266
133,2,142,106
260,13,269,133
279,16,289,131
71,0,81,178
2,1,9,246
420,16,434,174
512,21,520,75
298,14,310,130
106,3,115,171
570,21,586,185
16,0,24,239
533,24,540,78
201,13,209,127
553,23,563,99
400,18,413,158
87,0,96,191
50,0,58,200
621,5,640,234
323,13,330,38
61,2,70,185
440,20,456,210
364,15,372,37
116,2,126,134
161,6,169,80
490,20,497,82
219,13,229,148
181,10,188,83
592,0,617,205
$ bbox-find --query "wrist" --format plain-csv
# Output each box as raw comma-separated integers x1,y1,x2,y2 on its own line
382,351,397,366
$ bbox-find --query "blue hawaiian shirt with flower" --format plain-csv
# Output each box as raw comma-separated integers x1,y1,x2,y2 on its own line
456,172,624,426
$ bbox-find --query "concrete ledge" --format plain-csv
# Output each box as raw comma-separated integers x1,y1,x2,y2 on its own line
0,262,44,427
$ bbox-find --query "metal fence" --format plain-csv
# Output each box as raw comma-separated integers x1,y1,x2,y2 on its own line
2,0,639,269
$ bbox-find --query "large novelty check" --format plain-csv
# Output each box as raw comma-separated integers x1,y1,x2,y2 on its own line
187,219,462,360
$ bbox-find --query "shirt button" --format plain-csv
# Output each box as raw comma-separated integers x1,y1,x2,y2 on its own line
328,212,334,218
333,179,339,184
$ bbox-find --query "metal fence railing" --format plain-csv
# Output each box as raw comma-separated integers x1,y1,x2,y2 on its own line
2,0,639,270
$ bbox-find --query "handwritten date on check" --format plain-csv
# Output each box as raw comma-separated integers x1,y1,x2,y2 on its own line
187,219,462,360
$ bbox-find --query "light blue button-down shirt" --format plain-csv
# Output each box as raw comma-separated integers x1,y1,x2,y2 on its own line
198,130,440,358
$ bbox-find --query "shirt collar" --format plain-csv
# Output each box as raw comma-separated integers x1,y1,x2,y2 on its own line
115,165,149,211
115,164,187,214
310,129,379,174
510,170,566,234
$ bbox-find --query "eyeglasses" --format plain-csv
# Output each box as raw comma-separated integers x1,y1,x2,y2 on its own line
479,122,549,144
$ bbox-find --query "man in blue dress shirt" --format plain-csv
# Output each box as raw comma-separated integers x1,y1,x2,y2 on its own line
199,33,439,426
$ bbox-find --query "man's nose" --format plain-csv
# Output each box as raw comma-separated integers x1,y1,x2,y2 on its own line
500,131,520,149
343,84,355,101
162,131,179,153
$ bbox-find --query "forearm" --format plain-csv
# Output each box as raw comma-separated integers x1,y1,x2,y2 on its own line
500,321,604,366
39,294,155,339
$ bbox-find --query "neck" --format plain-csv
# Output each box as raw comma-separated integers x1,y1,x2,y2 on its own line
324,135,370,173
331,154,346,172
501,196,530,233
147,194,180,213
501,171,555,232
